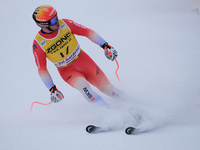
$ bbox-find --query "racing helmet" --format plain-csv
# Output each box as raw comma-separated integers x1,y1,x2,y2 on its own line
32,5,58,28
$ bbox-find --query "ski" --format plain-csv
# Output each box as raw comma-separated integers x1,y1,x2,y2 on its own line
125,127,136,135
86,125,104,133
86,125,137,135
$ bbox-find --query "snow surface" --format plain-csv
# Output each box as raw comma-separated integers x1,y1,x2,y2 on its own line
1,0,200,150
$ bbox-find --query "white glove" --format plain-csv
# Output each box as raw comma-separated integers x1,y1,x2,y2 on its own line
101,42,118,61
105,47,118,61
50,85,64,103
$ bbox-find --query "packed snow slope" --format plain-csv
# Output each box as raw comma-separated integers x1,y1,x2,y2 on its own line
1,0,200,150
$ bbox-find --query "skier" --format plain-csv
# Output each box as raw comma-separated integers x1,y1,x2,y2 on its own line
32,5,119,105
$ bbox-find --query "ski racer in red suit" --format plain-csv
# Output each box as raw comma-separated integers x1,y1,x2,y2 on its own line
32,5,119,106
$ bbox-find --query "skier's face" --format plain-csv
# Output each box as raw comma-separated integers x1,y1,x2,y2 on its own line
49,15,60,31
50,21,60,31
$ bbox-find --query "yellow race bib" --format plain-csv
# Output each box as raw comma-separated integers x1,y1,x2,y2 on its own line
35,19,81,68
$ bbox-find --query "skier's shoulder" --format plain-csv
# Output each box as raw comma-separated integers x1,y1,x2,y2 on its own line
60,18,72,26
33,31,40,46
61,18,74,24
33,30,42,41
32,31,45,52
61,18,86,29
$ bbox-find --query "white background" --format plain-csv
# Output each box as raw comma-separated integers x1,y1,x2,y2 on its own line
1,0,200,150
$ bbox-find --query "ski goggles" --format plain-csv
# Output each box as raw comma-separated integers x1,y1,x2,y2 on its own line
35,14,59,28
50,15,58,26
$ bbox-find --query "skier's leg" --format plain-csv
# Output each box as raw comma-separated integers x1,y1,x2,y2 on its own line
97,75,120,97
86,65,121,98
75,51,120,97
79,86,109,106
59,70,108,106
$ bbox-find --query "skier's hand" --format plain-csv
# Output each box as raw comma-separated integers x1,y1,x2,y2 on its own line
101,43,118,61
105,47,118,61
49,85,64,103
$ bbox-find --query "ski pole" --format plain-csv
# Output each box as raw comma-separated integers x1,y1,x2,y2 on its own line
29,101,52,114
114,59,120,82
104,46,121,82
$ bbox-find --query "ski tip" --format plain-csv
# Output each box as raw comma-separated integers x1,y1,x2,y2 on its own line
125,127,136,135
86,125,97,133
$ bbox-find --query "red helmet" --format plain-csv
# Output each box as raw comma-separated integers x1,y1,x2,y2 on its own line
32,5,58,28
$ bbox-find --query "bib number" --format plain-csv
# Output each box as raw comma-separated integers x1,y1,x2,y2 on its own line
60,46,69,58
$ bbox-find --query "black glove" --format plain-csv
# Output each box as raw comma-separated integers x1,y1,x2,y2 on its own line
101,43,118,61
49,85,64,103
101,42,112,49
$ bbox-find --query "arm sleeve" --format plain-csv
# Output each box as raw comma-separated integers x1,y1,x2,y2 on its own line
32,40,55,90
63,19,106,46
